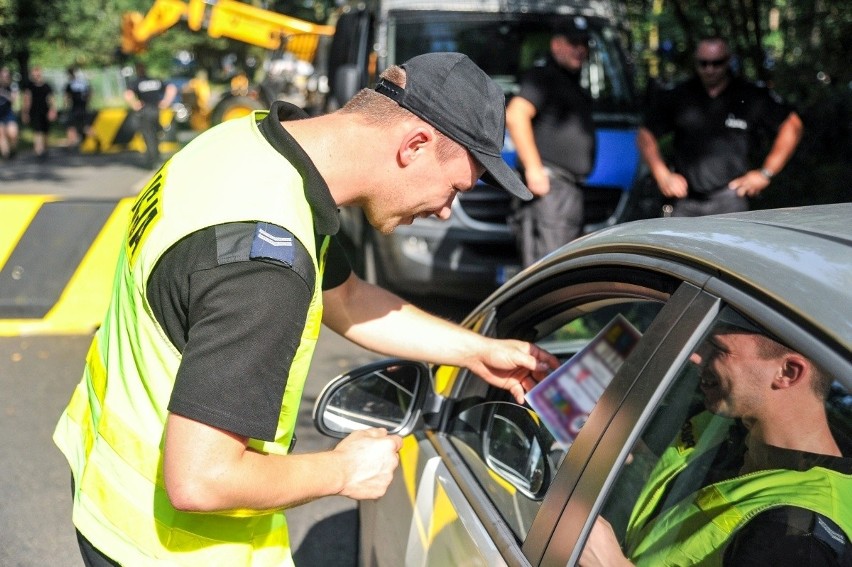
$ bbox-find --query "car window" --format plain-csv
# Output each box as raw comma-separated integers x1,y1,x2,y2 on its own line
447,298,664,541
585,307,852,565
388,14,635,113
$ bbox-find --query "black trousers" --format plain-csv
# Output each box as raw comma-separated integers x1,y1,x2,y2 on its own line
135,106,162,167
671,187,749,217
71,476,121,566
76,530,121,567
510,167,584,268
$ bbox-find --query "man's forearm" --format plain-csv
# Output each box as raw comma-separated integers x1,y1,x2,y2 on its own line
322,273,486,366
636,127,670,181
163,412,400,513
761,112,803,177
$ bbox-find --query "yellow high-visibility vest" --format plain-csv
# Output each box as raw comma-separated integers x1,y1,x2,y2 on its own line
54,110,328,566
625,412,852,566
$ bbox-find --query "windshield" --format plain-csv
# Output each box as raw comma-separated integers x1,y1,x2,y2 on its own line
385,12,635,114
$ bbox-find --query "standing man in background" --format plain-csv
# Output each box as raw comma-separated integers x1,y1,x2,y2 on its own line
22,66,57,159
0,65,20,160
506,18,596,267
124,62,177,169
64,66,92,149
637,36,803,217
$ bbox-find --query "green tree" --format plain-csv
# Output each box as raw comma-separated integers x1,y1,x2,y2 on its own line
0,0,59,79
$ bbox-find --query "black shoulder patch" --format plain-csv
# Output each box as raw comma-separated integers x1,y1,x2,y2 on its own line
813,514,849,559
215,222,255,265
213,222,315,289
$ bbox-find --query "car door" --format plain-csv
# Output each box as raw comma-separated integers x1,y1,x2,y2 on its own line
359,259,713,566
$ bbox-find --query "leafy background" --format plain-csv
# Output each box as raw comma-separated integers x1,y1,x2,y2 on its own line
2,0,850,207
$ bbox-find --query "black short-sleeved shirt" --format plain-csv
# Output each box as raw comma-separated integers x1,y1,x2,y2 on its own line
128,77,167,107
26,82,53,117
149,103,351,441
515,57,596,177
706,423,852,566
643,76,793,195
65,78,90,112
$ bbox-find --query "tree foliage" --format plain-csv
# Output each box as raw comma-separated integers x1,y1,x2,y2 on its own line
2,0,849,205
626,0,851,207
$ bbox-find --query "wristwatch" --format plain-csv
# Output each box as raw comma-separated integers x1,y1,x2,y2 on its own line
759,167,775,180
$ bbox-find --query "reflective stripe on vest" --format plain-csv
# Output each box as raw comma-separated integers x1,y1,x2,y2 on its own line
54,110,328,566
625,412,852,566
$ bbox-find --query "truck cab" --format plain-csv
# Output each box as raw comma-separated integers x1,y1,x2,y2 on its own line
326,0,660,301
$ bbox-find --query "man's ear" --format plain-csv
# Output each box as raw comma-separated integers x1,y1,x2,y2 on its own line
398,126,434,166
775,354,807,389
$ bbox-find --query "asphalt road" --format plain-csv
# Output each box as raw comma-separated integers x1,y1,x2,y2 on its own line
0,146,473,566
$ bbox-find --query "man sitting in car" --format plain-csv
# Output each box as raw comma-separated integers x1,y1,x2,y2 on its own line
580,311,852,566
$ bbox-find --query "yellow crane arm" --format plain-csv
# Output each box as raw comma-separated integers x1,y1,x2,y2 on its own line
121,0,190,54
121,0,335,61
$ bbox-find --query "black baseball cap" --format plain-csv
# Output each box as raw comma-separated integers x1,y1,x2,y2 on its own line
374,52,533,201
555,17,591,43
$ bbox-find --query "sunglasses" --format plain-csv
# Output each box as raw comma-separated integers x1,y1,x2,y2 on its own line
696,57,729,68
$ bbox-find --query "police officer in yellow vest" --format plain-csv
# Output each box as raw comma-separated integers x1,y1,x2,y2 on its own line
53,53,559,566
580,315,852,566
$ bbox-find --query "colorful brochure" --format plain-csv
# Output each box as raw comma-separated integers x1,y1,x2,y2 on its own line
525,314,642,445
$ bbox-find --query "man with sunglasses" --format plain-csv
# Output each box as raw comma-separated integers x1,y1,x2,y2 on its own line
637,37,803,217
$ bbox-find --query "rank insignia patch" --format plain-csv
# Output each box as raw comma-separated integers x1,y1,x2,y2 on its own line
250,222,295,266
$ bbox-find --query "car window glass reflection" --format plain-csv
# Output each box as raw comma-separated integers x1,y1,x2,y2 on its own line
447,299,664,542
322,364,419,433
586,308,852,565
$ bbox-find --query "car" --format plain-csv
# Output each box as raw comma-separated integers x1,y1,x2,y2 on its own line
313,204,852,566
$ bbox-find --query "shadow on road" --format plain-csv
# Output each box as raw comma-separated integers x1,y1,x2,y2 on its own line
0,149,151,183
292,509,359,567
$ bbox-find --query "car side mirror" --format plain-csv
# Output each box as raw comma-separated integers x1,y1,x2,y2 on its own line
455,402,558,500
313,359,432,438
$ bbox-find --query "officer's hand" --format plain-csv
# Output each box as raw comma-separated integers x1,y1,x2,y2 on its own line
728,170,770,198
579,516,634,567
525,167,551,197
466,339,559,404
334,428,402,500
657,172,688,198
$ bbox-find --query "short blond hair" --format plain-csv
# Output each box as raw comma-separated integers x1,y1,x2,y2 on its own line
340,66,465,164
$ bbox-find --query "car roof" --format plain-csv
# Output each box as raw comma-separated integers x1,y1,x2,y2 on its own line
549,204,852,350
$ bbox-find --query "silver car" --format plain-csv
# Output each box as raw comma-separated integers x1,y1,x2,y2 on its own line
314,204,852,566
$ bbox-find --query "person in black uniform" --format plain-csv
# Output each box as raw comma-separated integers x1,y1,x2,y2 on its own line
59,53,560,566
124,62,177,168
506,18,596,267
22,66,57,159
637,36,803,217
64,66,92,149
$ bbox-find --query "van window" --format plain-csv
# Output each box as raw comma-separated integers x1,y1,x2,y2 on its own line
385,13,635,113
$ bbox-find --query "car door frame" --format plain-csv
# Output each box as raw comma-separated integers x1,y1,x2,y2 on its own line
416,252,715,565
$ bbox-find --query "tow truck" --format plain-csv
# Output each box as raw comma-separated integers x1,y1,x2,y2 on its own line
120,0,336,129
